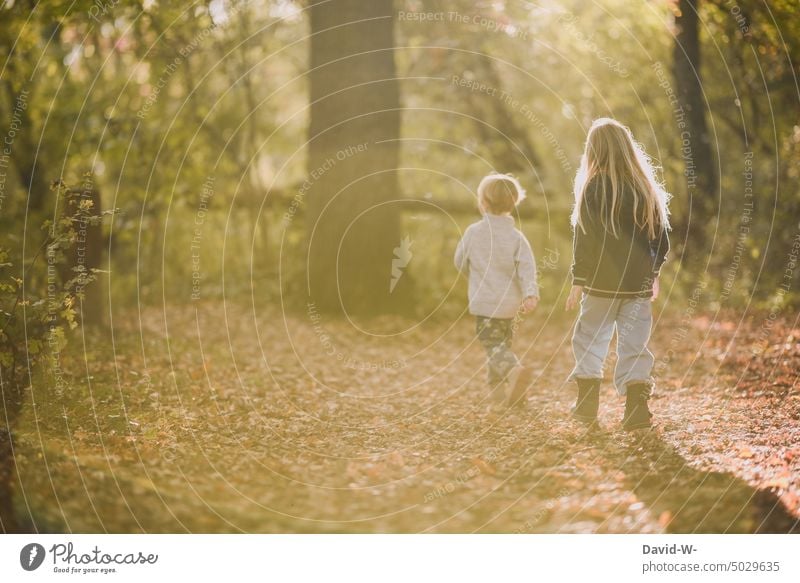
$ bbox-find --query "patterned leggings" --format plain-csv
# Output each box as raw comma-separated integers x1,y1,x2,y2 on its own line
475,316,519,386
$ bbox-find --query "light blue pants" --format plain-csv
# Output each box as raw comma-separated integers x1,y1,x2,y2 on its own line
570,294,655,396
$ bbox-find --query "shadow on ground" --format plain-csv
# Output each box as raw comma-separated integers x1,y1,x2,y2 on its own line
616,431,799,533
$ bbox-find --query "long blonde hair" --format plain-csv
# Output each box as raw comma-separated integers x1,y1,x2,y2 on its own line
571,118,670,239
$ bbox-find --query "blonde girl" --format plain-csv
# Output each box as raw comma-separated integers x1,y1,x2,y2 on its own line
565,118,670,430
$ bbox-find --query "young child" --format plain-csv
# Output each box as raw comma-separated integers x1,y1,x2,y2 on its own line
565,118,670,430
454,173,539,410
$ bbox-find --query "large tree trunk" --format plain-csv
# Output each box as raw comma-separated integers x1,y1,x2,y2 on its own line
673,0,718,233
0,366,25,533
306,0,409,316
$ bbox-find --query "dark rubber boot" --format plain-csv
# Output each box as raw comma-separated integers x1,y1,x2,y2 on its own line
571,378,600,423
622,383,653,430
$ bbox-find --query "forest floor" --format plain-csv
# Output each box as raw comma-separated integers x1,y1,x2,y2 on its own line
12,302,800,533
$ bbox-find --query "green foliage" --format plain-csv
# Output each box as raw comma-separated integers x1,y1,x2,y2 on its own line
394,0,800,308
0,181,110,408
0,0,798,314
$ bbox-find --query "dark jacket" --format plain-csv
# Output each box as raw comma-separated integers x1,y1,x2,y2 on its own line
571,176,670,298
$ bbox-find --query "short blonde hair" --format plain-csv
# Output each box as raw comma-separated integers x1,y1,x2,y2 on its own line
477,173,526,214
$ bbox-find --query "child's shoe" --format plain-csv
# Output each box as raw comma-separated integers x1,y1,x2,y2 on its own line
487,381,508,411
622,383,653,430
507,365,533,408
571,378,600,423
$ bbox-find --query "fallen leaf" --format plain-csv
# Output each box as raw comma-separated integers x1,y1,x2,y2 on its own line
471,457,496,476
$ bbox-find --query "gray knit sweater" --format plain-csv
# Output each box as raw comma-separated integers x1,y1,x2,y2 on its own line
454,214,539,319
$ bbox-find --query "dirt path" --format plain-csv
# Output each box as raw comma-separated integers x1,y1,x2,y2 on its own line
14,303,800,533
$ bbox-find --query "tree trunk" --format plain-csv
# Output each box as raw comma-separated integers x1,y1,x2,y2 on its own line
673,0,718,232
0,80,50,213
466,52,540,176
0,430,21,533
0,370,25,533
306,0,409,316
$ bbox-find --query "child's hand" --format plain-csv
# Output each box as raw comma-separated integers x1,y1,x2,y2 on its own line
652,276,660,301
521,296,538,313
565,285,583,311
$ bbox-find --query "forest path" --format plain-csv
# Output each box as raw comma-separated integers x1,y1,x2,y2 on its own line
14,303,800,533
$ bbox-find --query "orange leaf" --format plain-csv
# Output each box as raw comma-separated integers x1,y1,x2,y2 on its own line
471,457,496,476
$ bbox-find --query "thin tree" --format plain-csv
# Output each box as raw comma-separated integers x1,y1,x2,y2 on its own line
673,0,718,234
